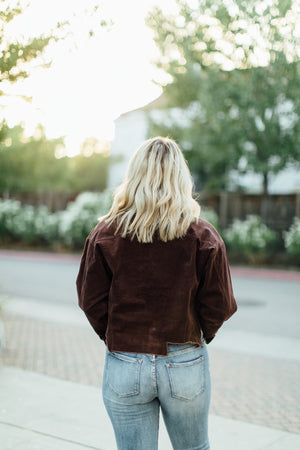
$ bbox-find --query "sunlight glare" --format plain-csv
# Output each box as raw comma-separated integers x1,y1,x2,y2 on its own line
2,0,176,156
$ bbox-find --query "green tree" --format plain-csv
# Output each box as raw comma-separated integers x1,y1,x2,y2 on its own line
0,2,113,197
0,122,69,194
69,137,112,192
147,0,300,192
0,0,68,192
0,0,111,99
0,0,65,95
0,124,116,194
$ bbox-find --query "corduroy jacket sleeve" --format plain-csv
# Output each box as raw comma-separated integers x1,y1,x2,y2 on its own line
76,235,112,341
195,240,237,344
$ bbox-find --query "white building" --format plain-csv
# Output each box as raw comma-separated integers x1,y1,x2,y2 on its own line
107,110,148,189
108,96,166,190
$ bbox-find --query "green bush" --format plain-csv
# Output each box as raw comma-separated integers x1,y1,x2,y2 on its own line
0,199,22,239
0,199,59,244
0,199,36,243
0,191,112,248
200,208,220,231
224,215,277,264
283,218,300,262
33,206,60,244
58,190,112,248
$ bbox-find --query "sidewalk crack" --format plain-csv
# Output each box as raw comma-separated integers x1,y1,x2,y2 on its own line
0,420,102,449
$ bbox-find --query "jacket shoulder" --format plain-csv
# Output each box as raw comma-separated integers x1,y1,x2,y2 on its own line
189,218,224,250
88,218,117,242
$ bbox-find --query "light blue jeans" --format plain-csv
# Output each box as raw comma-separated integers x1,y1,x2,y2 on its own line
102,342,211,450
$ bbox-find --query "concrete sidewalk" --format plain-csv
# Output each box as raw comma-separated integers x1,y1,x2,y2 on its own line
0,367,299,450
4,295,300,362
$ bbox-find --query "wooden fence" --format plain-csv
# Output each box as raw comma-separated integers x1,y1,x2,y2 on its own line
0,191,78,212
199,192,300,232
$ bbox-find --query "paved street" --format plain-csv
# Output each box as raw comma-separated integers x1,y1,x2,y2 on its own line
0,252,79,304
0,250,299,338
0,249,300,439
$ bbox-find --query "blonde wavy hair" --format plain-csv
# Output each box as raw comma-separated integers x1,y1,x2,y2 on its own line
100,136,201,243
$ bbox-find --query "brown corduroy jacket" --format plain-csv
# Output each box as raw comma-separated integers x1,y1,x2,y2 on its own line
76,218,237,356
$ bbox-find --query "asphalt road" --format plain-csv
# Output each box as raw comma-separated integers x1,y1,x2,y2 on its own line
0,253,299,340
0,256,78,304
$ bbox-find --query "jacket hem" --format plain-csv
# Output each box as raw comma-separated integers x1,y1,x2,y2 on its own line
106,335,203,356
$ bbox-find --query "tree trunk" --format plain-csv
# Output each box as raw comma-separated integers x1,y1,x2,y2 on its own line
3,190,10,200
262,173,268,195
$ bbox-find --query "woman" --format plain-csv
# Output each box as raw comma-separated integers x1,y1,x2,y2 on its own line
76,136,237,450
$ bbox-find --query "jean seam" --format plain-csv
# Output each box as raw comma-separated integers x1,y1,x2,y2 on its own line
167,355,204,368
167,344,200,357
152,358,158,396
109,352,143,363
171,388,205,401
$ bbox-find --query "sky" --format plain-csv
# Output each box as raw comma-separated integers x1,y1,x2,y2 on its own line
2,0,177,155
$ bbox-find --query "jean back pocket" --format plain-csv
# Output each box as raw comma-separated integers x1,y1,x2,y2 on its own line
166,355,205,401
106,352,142,397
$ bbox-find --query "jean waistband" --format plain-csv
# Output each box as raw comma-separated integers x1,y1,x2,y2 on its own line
167,343,200,353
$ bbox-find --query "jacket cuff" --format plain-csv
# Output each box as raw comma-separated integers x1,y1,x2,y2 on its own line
98,331,106,342
204,334,215,344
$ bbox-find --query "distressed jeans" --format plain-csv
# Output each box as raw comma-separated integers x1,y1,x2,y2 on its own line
102,342,211,450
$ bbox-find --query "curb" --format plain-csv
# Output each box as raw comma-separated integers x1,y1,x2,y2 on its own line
230,266,300,281
0,249,80,264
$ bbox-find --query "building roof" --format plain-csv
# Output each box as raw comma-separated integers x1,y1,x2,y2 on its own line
118,93,167,119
